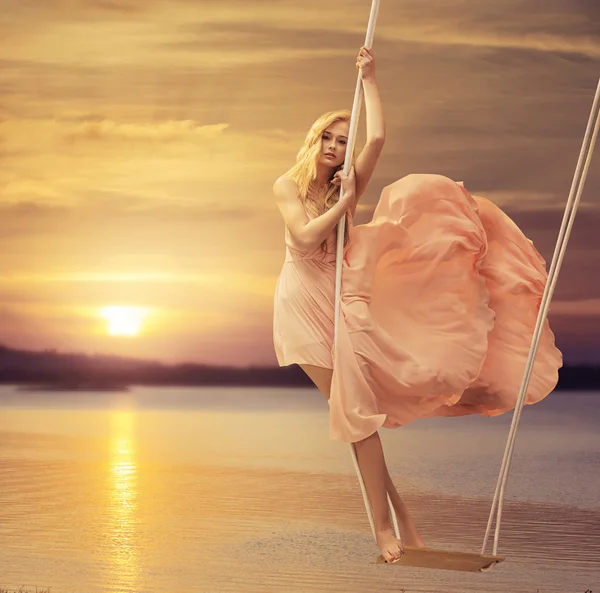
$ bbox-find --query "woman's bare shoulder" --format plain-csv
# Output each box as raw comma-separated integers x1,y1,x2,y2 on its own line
273,175,299,197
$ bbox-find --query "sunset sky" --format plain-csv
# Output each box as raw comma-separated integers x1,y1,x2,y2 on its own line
1,0,599,366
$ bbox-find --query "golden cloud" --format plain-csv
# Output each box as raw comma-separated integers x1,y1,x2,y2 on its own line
64,120,228,143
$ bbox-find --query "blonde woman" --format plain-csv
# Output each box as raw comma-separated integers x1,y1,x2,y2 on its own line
273,47,562,564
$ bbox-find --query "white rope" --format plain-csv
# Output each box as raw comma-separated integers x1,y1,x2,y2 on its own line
334,0,381,347
482,77,600,558
332,0,401,546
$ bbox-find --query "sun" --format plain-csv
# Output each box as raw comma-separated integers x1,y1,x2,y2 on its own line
100,306,150,337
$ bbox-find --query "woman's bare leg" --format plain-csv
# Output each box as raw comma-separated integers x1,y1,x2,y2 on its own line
300,364,409,562
352,430,403,562
383,465,426,547
299,364,333,401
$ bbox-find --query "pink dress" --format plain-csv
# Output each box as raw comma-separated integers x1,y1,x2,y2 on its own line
273,174,563,443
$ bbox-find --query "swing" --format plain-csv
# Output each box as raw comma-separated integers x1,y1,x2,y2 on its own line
334,0,600,572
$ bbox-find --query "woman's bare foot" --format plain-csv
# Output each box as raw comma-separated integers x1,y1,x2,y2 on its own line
376,527,404,563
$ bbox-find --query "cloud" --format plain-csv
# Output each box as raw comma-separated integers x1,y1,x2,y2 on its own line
330,0,600,60
0,117,290,212
471,190,562,210
551,299,600,316
64,119,228,143
167,0,600,60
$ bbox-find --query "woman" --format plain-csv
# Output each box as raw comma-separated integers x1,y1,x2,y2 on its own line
272,47,562,564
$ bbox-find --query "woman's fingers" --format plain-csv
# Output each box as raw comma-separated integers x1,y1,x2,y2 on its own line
356,46,375,79
356,51,373,68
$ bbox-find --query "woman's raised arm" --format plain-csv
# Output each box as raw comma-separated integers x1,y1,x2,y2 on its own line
353,46,385,213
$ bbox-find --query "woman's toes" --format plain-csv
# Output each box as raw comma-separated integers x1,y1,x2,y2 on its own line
385,546,403,563
377,530,404,563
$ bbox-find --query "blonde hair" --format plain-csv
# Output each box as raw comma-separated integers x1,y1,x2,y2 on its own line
284,109,354,253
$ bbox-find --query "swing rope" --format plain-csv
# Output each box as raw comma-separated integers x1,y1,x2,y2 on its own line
482,77,600,558
332,0,397,545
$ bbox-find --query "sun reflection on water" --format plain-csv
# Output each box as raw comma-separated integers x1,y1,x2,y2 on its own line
106,411,141,590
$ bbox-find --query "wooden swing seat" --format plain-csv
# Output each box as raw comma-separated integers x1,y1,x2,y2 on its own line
376,546,505,572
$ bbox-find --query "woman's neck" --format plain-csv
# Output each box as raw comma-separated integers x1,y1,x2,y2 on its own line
315,165,334,188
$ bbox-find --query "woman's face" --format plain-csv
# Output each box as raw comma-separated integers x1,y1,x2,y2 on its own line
319,120,349,169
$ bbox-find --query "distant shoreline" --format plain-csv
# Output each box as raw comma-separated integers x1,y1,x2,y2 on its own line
5,383,600,394
1,344,600,390
15,382,131,393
